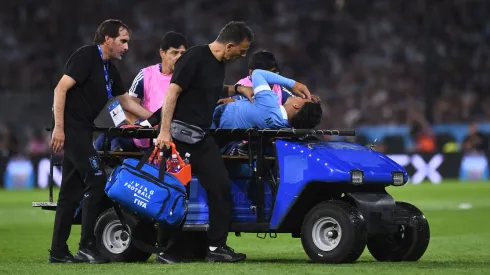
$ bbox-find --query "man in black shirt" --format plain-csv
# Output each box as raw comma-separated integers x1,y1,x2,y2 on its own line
155,21,311,263
49,19,152,264
154,21,256,263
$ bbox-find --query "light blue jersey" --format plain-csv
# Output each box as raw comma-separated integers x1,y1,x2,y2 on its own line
212,70,296,129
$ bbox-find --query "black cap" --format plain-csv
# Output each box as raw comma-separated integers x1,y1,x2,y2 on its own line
248,50,280,73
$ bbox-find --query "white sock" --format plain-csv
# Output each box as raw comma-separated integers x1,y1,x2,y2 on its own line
209,246,217,251
139,120,151,127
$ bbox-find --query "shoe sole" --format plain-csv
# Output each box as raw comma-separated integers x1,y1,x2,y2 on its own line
205,255,246,263
75,259,110,264
74,255,110,264
48,258,81,264
75,258,110,264
154,259,178,264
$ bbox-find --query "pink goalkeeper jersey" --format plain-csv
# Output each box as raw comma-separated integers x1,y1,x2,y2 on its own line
237,76,283,105
134,64,172,148
142,64,172,112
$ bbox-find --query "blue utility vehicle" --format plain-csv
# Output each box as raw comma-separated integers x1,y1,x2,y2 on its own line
33,127,430,264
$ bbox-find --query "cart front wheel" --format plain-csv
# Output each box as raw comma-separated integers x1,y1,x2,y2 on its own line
301,200,367,264
95,208,156,262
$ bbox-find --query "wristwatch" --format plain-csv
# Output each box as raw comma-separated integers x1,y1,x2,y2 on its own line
234,83,243,94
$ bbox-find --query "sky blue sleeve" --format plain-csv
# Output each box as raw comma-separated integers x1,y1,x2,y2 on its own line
251,69,295,94
254,92,280,108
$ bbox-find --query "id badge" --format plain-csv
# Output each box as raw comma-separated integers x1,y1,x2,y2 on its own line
107,99,127,126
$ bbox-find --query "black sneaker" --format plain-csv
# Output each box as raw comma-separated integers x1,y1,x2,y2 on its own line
205,246,246,263
74,246,110,264
155,252,182,264
48,245,79,263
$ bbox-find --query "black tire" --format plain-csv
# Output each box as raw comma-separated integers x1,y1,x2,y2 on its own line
94,208,156,262
301,200,367,264
367,201,430,262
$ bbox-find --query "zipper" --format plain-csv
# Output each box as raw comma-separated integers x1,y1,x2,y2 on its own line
123,164,186,195
169,196,184,216
173,120,205,134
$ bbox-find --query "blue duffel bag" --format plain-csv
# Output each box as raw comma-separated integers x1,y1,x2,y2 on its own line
105,149,188,227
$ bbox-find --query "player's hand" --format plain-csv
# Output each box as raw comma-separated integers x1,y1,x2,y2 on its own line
50,126,65,153
311,94,321,103
155,129,172,150
217,97,236,105
237,86,254,103
292,82,311,99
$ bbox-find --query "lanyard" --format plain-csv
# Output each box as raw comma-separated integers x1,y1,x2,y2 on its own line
97,45,113,99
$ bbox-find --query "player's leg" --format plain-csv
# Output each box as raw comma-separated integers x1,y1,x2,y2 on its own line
49,157,85,263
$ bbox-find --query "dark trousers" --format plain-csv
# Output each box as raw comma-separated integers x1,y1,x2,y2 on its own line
50,129,107,251
164,134,233,248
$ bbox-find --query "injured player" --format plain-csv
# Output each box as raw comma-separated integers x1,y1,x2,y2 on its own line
211,69,322,130
141,70,321,133
140,69,322,132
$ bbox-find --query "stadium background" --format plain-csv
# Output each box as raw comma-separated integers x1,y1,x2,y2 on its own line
0,1,488,274
1,0,489,188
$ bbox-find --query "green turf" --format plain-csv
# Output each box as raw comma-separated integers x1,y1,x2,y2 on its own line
0,180,489,274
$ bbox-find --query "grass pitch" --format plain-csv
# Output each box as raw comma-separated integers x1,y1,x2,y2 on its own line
0,180,489,274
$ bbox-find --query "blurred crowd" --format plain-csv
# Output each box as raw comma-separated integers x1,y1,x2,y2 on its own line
1,0,490,156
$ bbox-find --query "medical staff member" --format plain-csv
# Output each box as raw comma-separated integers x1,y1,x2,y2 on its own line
154,21,311,264
49,19,152,264
154,21,256,264
94,31,188,151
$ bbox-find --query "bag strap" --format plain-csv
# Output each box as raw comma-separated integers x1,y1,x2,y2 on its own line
135,146,169,182
113,205,186,255
155,142,185,182
136,149,153,170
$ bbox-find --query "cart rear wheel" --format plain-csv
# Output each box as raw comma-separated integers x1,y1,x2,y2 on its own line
367,202,430,262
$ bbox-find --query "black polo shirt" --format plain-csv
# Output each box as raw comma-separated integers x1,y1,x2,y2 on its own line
170,45,226,130
63,45,125,131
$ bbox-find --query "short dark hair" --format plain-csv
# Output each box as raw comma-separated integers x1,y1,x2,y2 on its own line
216,21,254,44
160,31,188,51
93,19,131,44
289,102,323,129
249,50,280,73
